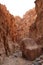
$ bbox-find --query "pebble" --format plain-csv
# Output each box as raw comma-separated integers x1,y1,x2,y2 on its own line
33,62,41,65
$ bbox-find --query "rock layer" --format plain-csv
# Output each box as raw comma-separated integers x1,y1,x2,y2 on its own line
0,0,43,61
17,8,37,42
20,38,42,60
20,0,43,60
29,0,43,49
0,4,18,56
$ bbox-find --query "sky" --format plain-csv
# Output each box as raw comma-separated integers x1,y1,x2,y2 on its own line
0,0,35,17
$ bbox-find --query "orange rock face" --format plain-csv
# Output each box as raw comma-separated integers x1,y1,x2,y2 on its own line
20,0,43,60
0,4,18,56
17,8,37,42
29,0,43,49
35,0,43,15
0,0,43,61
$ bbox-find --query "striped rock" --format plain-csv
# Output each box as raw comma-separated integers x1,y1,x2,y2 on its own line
20,38,42,60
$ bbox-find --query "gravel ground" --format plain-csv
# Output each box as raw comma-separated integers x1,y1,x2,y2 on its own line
1,51,43,65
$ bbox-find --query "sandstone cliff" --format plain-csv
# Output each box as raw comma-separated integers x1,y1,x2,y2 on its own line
29,0,43,48
0,4,18,56
0,0,43,62
17,8,37,42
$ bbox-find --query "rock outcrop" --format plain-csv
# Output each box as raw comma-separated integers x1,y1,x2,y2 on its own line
20,0,43,60
29,0,43,49
17,8,37,42
0,4,18,56
0,0,43,61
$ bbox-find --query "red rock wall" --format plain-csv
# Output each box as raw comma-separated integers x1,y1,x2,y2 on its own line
0,4,18,56
29,0,43,48
1,0,43,57
0,4,37,56
17,8,37,42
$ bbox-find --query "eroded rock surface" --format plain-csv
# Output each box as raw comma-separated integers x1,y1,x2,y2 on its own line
0,4,18,57
17,8,37,42
20,38,42,60
0,0,43,63
29,0,43,50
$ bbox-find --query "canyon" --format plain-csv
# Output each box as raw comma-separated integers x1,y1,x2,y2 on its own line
0,0,43,64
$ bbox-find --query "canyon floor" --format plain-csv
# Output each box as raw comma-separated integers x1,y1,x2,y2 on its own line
1,50,43,65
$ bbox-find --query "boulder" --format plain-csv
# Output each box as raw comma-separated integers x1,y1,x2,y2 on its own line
20,38,42,60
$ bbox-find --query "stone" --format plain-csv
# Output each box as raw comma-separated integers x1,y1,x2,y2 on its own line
29,0,43,50
33,62,42,65
17,8,37,42
20,38,42,60
0,40,5,64
0,4,18,56
0,0,43,63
